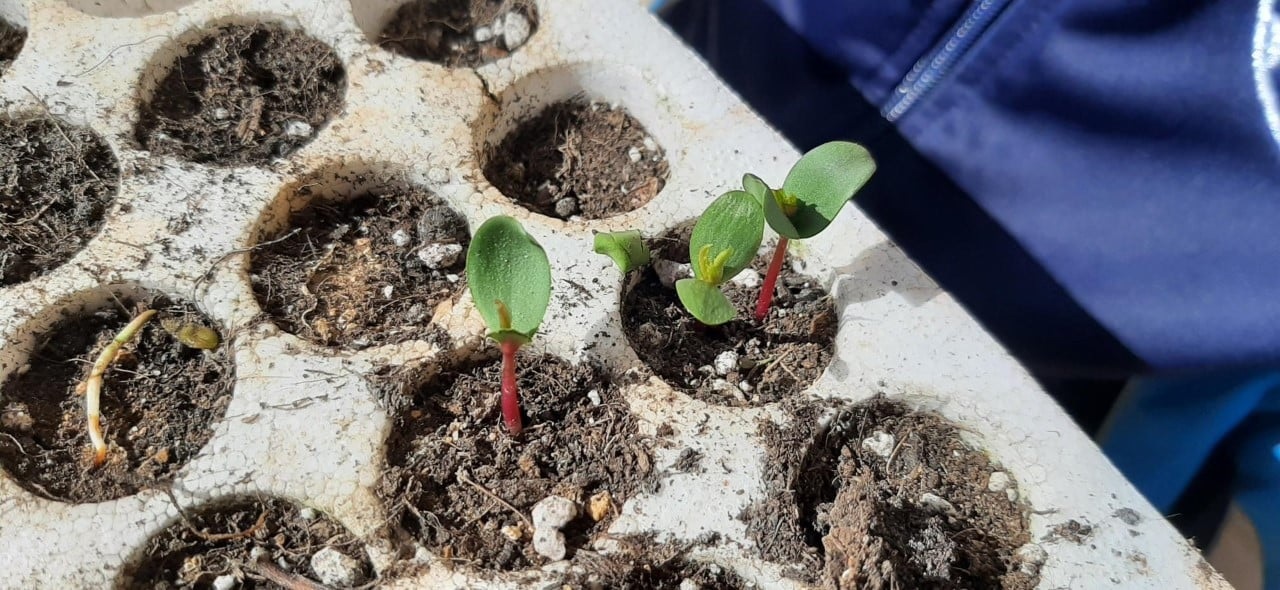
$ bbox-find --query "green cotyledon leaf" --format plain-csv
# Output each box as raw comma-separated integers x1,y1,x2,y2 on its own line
593,230,651,273
675,278,737,325
776,141,876,239
466,216,551,343
688,190,764,286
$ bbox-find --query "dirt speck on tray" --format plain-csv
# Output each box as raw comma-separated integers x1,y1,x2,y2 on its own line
485,98,669,220
0,295,232,504
380,0,538,67
136,23,345,166
565,539,751,589
744,397,1038,590
119,497,374,589
252,188,467,349
1047,519,1093,544
623,232,836,406
380,353,656,571
0,116,119,287
0,19,24,74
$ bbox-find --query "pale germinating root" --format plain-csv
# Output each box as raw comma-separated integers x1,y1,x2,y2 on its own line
82,309,156,466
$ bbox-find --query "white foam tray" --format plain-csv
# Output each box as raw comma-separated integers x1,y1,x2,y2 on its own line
0,0,1231,588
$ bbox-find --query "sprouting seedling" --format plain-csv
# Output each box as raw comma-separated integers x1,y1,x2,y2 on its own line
80,309,157,467
746,141,876,321
160,318,221,350
592,230,650,273
675,190,765,325
466,215,552,436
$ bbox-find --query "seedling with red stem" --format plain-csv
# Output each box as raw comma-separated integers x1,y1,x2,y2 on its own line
744,141,876,321
466,216,552,436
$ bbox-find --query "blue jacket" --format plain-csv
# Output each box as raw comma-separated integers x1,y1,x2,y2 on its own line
672,0,1280,376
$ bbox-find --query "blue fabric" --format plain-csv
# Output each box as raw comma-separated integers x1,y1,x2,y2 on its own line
1099,371,1280,589
759,0,1280,371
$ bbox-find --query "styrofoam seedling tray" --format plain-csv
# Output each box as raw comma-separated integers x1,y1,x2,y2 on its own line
0,0,1231,588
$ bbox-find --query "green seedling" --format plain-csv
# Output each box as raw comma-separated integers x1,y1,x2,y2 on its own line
676,190,765,325
746,141,876,321
466,216,552,436
80,309,156,466
593,230,650,273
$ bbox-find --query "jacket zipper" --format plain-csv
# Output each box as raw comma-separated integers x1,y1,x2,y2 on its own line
882,0,1014,122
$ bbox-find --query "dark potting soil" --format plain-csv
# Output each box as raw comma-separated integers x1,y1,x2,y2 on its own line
565,541,751,590
135,23,346,166
120,497,374,589
379,0,538,67
0,296,233,503
0,116,119,287
0,19,24,74
485,98,669,220
744,397,1038,590
379,353,656,572
251,189,467,349
622,241,837,407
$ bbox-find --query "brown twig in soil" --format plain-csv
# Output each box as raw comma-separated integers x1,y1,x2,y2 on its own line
251,556,333,590
22,87,102,182
456,469,532,528
81,309,157,466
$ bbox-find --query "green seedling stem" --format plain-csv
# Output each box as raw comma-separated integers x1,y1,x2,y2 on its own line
83,309,156,466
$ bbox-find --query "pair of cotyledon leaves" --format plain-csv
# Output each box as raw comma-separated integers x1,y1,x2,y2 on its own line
678,141,876,325
469,141,875,340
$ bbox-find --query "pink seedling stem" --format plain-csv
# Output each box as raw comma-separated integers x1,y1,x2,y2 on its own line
500,339,522,436
755,237,789,322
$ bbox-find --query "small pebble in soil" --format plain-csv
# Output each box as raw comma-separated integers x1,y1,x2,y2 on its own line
987,471,1011,492
919,492,956,515
555,196,580,218
679,580,701,590
730,268,762,289
474,26,493,43
283,120,313,137
589,490,613,521
1007,488,1020,502
501,525,523,541
713,351,739,376
417,242,463,269
502,12,532,49
628,146,642,163
310,547,366,587
0,404,32,432
391,229,411,247
1015,543,1048,575
860,430,895,459
654,259,691,288
532,495,578,560
299,507,317,520
212,574,237,590
587,389,601,405
534,527,567,561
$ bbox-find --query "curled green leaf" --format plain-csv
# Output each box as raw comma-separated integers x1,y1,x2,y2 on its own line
593,230,651,273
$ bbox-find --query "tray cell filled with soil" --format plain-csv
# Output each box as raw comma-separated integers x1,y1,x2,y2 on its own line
484,97,670,221
0,13,23,75
251,175,469,350
134,22,346,166
0,115,119,287
379,352,655,572
373,0,539,67
745,398,1039,590
117,496,374,589
0,290,233,503
622,225,837,407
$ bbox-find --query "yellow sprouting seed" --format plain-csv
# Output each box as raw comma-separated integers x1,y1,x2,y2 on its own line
160,318,220,350
696,244,735,285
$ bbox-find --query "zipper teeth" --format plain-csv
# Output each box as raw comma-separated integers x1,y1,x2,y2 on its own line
882,0,1011,122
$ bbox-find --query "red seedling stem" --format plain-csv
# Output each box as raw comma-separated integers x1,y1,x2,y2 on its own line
500,339,523,436
755,237,789,322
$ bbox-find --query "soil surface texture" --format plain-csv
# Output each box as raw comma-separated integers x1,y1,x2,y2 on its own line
380,353,655,572
0,295,233,503
0,116,119,286
252,188,467,349
120,497,374,589
380,0,538,67
623,235,837,406
0,19,24,74
566,540,751,589
744,397,1038,590
136,23,345,166
485,98,669,220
